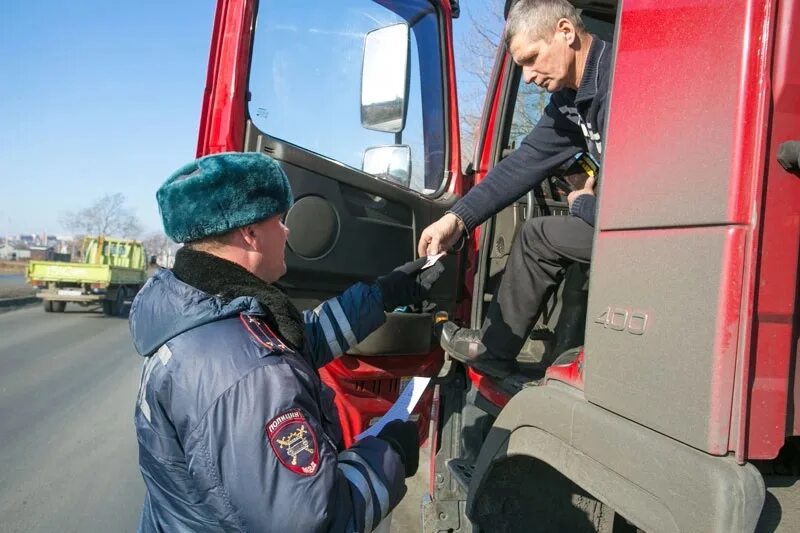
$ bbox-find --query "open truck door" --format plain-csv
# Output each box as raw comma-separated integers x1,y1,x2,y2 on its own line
197,0,466,447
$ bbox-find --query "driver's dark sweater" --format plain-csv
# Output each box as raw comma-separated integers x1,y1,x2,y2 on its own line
450,36,611,230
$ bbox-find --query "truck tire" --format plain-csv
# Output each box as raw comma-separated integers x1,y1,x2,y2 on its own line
111,288,126,317
53,301,67,312
108,287,128,317
44,300,54,313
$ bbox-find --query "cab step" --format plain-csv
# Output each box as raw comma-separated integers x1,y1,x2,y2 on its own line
497,372,542,397
447,458,477,493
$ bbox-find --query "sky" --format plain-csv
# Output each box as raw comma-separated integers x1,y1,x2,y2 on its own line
0,1,215,237
0,0,500,238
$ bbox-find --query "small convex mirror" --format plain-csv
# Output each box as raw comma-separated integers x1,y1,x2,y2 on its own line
362,145,412,188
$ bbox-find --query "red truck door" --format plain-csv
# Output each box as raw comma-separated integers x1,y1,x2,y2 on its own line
197,0,464,444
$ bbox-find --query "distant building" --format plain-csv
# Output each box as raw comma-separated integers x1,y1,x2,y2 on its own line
1,234,75,261
0,245,31,260
28,246,53,261
0,244,16,260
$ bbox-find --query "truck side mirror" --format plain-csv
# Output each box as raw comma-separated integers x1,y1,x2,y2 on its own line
360,23,410,133
362,145,412,188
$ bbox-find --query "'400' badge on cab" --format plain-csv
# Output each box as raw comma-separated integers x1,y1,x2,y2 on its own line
266,409,320,476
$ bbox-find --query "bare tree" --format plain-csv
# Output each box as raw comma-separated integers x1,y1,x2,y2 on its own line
141,231,179,268
456,0,549,167
61,193,143,238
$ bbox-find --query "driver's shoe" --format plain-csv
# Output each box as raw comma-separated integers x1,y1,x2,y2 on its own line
440,322,517,379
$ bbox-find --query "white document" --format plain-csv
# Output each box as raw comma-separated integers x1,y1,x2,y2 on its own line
422,252,445,270
355,376,432,440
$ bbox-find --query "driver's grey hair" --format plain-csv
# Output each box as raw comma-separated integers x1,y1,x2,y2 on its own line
504,0,586,48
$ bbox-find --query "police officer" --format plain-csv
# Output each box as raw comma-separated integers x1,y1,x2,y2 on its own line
130,152,444,532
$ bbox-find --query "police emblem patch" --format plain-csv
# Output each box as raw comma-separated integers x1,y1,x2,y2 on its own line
266,409,320,476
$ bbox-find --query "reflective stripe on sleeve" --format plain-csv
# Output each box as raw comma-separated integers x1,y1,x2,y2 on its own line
338,462,374,532
326,298,358,348
339,450,390,521
314,304,343,357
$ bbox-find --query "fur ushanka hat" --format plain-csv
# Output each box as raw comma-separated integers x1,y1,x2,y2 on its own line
157,152,293,243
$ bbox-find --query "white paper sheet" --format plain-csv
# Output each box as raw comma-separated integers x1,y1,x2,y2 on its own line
355,376,432,440
422,252,446,270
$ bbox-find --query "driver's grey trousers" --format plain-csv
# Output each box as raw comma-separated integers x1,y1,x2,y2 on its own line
481,215,594,360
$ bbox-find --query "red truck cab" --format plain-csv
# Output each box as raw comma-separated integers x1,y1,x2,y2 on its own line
198,0,799,530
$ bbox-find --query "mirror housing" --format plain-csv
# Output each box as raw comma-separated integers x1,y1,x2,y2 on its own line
360,23,410,133
362,145,412,188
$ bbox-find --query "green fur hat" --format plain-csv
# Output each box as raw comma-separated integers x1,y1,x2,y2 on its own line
157,152,293,243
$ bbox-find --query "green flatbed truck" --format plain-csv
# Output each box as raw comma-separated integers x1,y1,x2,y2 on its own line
26,236,147,316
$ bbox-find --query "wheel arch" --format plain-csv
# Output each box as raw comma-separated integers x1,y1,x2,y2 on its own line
466,384,764,533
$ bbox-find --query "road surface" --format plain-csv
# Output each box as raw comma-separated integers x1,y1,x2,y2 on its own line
0,304,143,532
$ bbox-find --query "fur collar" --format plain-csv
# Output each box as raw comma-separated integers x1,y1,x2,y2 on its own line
171,247,305,352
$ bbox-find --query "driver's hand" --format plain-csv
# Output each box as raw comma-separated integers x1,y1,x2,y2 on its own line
567,176,596,210
417,213,465,257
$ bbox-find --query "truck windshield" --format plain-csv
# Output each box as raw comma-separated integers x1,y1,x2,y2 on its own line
248,0,445,194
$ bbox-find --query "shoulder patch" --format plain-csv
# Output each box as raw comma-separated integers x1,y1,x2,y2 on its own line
266,409,320,476
240,314,289,354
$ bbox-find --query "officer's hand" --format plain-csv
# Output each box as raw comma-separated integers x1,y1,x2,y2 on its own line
377,420,419,478
567,176,596,210
376,257,445,311
417,213,465,257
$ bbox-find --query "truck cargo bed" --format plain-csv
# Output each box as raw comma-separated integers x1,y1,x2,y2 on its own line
27,261,146,285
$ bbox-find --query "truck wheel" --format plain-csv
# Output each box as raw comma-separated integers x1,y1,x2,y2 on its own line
102,300,113,316
53,301,67,312
112,288,126,317
43,300,54,313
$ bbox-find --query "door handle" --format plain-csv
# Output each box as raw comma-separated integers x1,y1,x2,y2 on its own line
344,190,387,210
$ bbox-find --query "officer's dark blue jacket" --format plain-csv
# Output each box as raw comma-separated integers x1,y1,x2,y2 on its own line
130,269,406,532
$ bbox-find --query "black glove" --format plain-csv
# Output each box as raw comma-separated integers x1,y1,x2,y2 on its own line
377,419,419,478
375,257,445,311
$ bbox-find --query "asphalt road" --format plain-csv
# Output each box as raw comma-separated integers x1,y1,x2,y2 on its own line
0,274,25,287
0,303,143,532
0,274,33,300
0,303,428,532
